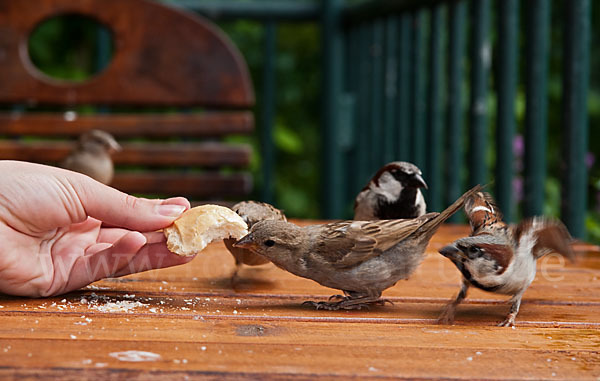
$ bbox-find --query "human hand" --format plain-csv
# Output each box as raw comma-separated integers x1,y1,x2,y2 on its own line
0,161,193,297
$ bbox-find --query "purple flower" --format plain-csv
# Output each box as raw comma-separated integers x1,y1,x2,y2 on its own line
513,135,524,157
586,152,595,170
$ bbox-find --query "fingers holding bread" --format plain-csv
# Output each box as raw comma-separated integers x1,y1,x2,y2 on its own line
164,204,248,257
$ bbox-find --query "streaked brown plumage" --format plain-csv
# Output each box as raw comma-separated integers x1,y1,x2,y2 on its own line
223,201,287,270
60,129,121,185
234,185,482,310
438,191,576,327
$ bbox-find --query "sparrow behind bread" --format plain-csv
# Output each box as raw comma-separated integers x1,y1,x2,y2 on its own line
234,185,482,310
224,201,287,269
438,191,576,327
354,161,428,220
61,129,121,185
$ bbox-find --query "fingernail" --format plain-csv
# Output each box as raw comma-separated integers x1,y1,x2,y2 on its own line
156,204,186,218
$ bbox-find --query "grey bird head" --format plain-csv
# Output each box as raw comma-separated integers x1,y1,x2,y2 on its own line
378,161,428,190
440,234,514,278
234,220,304,263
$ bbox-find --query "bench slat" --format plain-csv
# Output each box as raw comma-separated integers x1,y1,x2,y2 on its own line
0,112,253,137
0,140,251,167
111,172,252,198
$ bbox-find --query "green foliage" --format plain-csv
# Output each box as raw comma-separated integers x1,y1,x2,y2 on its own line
28,14,112,82
586,212,600,244
220,20,321,218
23,1,600,235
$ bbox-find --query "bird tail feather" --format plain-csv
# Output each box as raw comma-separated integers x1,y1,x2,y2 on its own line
420,184,483,237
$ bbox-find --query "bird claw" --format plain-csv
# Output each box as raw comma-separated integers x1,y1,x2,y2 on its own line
302,300,344,310
437,307,456,325
327,294,347,302
437,314,455,325
374,298,394,306
498,316,516,327
302,298,390,311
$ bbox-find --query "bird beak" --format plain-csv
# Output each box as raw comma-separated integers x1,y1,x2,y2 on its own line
411,173,428,189
439,244,460,259
233,234,259,251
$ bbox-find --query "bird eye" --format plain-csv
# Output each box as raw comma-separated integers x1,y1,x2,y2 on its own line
264,239,275,247
468,246,479,254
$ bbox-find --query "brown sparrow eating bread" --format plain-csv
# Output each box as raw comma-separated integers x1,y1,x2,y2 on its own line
437,191,576,327
61,129,121,185
223,201,287,275
234,185,482,310
354,161,428,220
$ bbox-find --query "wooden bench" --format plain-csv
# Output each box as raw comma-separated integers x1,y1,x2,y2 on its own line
0,0,254,201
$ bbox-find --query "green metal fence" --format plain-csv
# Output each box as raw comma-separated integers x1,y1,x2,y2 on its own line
171,0,591,239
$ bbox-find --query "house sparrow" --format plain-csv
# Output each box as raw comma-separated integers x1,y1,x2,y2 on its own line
354,161,428,220
60,129,121,185
437,191,576,327
223,201,287,271
234,185,482,310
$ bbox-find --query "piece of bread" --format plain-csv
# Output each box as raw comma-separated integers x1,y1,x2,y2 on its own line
164,204,248,256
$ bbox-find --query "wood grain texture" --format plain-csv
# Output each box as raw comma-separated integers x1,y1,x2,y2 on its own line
111,172,252,199
0,140,251,168
0,223,598,379
0,0,254,106
0,112,254,137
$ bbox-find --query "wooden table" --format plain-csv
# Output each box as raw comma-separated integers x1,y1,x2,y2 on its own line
0,223,599,380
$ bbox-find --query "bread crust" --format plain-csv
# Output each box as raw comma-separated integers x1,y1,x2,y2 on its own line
164,204,248,256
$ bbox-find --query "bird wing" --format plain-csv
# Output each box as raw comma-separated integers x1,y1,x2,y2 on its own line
515,217,576,262
311,214,436,269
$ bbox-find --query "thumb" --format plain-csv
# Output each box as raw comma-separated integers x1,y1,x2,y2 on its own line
74,177,190,231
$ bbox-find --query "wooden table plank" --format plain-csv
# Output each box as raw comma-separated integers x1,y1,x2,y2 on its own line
0,224,598,380
0,335,598,380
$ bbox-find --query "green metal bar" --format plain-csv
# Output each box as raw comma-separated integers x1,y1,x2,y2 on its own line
164,0,320,21
410,10,427,170
523,0,551,217
382,16,398,164
370,19,385,172
339,91,357,218
396,13,412,161
260,22,276,204
343,27,360,210
561,0,591,238
468,0,491,188
426,5,445,212
445,0,466,220
321,0,345,218
343,0,446,23
495,0,519,222
356,24,372,191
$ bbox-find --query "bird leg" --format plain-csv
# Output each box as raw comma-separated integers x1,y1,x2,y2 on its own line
438,280,469,325
229,259,243,290
498,293,523,327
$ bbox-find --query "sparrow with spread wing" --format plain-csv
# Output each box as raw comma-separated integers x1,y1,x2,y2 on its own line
438,191,576,327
